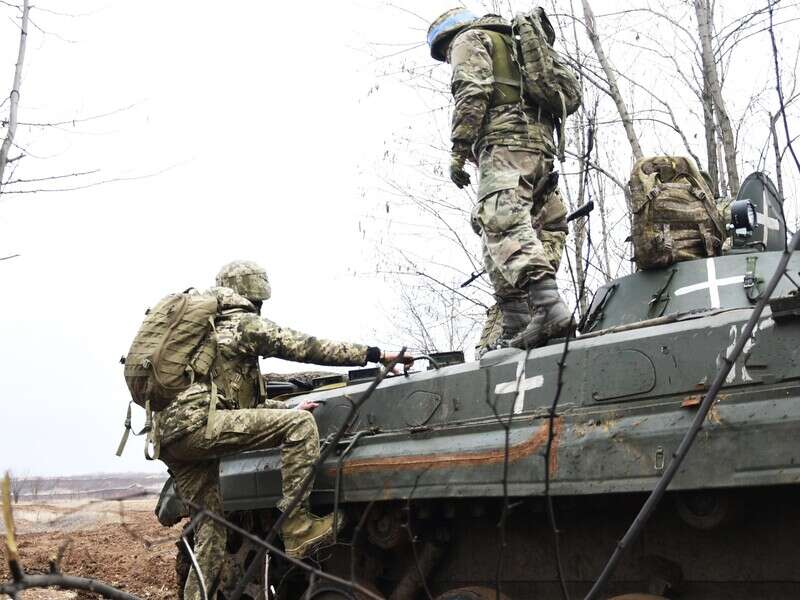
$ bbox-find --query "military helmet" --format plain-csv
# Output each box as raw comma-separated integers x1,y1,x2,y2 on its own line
216,260,271,302
427,8,478,62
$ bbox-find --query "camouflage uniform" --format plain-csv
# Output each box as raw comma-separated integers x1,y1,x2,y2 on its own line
158,286,370,600
450,23,567,296
449,20,567,351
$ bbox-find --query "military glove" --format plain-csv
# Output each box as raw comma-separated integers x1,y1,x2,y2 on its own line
450,142,472,189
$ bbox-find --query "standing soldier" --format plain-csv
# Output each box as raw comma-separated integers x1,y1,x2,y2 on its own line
157,260,408,599
428,9,572,349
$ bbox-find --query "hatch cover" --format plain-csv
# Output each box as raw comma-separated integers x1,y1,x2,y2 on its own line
402,391,442,427
590,349,656,401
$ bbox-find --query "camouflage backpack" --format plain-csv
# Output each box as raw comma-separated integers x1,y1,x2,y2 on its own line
511,8,582,157
117,290,219,458
629,156,727,270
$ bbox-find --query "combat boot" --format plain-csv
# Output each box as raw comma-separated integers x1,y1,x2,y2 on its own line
511,278,573,349
281,507,344,559
495,299,531,349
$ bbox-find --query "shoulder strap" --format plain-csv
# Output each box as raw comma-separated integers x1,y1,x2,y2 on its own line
481,30,522,107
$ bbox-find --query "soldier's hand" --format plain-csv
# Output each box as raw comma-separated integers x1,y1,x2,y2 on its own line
381,351,415,371
296,401,320,411
450,144,472,189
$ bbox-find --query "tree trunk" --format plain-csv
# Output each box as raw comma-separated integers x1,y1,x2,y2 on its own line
694,0,740,197
770,113,785,202
716,137,728,198
0,0,30,191
581,0,644,174
595,174,612,283
701,79,720,197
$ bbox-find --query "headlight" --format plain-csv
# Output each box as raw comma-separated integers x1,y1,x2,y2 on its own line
730,199,757,233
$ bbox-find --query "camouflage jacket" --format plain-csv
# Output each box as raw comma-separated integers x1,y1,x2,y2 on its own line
449,28,556,158
157,287,370,445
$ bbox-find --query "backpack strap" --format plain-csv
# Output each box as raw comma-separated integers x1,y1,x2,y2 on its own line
115,401,134,457
691,185,727,243
205,315,220,440
143,400,160,461
481,30,522,108
204,380,219,440
115,399,159,460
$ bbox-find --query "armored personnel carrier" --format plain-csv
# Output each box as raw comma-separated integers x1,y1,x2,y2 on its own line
157,172,800,599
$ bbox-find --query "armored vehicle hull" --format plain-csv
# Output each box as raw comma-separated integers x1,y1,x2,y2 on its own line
158,173,800,599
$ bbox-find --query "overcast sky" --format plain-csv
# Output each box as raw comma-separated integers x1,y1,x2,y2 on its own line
2,1,798,477
0,0,459,476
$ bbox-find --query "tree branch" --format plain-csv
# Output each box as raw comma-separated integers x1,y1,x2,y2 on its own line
581,0,644,172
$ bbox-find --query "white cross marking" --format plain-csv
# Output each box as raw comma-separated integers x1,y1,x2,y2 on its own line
494,358,544,414
756,201,781,245
674,258,743,309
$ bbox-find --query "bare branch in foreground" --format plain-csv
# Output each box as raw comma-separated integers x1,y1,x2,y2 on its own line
0,574,143,600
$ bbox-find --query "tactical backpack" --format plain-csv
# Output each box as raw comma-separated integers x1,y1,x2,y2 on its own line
511,8,582,158
512,9,581,116
629,156,727,270
117,290,219,458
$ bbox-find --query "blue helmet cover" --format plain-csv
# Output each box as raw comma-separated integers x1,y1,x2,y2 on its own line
427,9,478,48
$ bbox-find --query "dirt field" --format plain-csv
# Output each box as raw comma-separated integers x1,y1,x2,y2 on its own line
1,498,182,599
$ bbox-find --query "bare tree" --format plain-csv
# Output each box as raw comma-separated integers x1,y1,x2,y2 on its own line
694,0,741,196
7,471,26,504
0,0,29,192
0,2,144,205
581,0,644,167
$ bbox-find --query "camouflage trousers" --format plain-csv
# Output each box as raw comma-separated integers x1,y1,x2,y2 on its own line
474,145,567,299
472,146,567,354
160,407,319,600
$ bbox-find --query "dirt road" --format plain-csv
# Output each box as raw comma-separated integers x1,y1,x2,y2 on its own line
1,498,181,599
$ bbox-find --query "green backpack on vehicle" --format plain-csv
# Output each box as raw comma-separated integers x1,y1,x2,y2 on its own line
629,156,727,270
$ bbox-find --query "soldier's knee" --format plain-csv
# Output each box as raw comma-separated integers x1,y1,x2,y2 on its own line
285,410,319,444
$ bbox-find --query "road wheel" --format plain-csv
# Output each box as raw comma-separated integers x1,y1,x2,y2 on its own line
219,526,267,600
434,587,512,600
675,489,739,530
306,580,383,599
